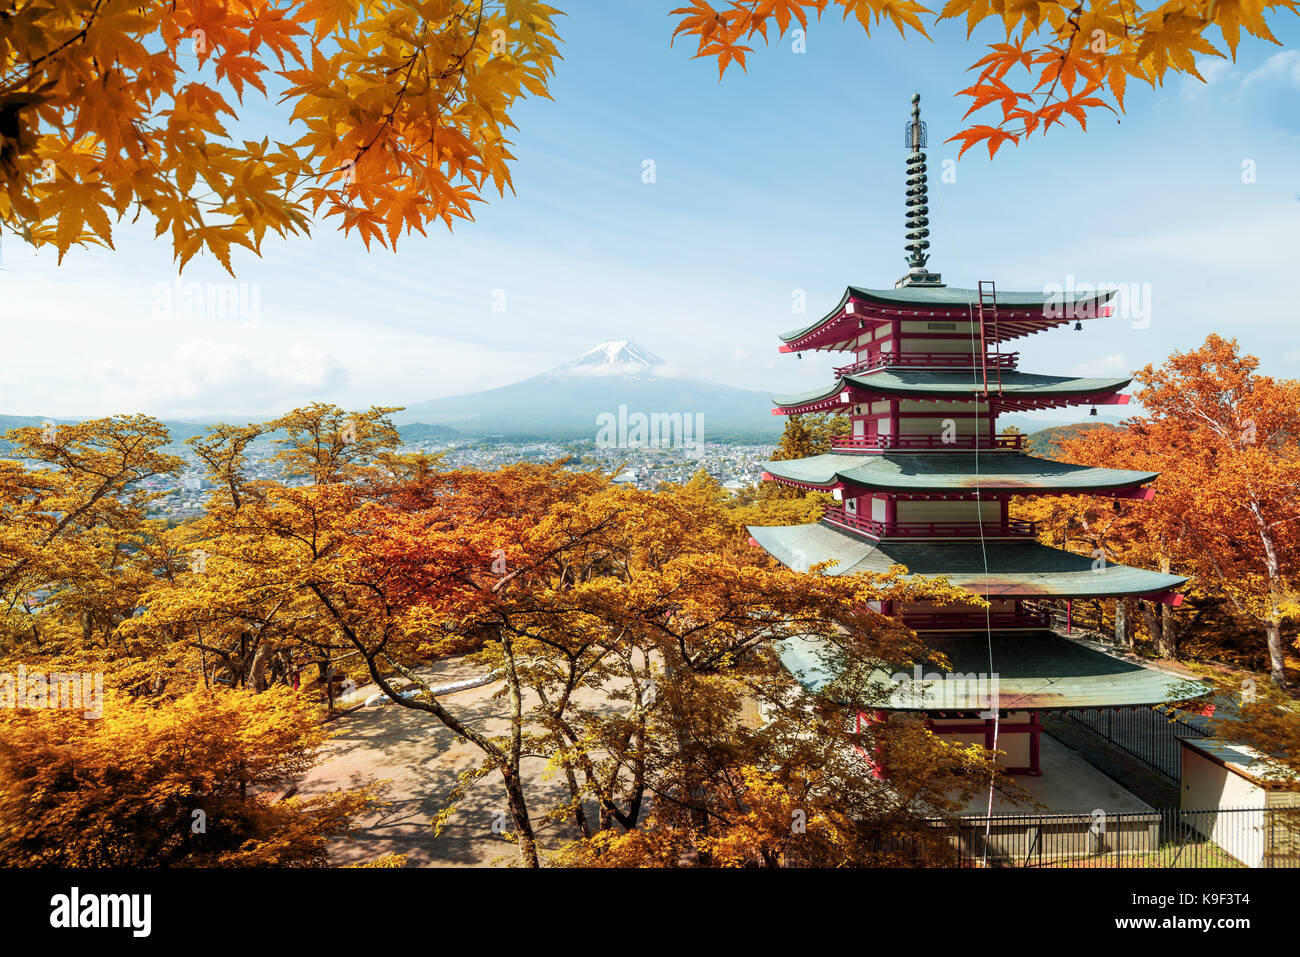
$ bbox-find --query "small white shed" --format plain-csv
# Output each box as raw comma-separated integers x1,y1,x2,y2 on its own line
1179,738,1300,868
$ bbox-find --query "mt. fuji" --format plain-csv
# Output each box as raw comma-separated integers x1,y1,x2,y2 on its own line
394,341,781,440
544,341,667,379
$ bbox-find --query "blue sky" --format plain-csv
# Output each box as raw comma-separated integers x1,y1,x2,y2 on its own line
3,2,1299,422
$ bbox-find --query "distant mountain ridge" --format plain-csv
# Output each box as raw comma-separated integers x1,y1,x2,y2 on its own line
394,340,783,440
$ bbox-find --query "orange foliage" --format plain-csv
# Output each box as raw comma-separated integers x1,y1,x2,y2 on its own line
1,0,561,270
669,0,1296,157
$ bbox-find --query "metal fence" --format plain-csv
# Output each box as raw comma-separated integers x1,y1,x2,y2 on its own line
1064,705,1211,781
890,807,1300,868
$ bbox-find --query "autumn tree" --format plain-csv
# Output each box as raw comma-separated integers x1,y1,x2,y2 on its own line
0,415,180,664
0,686,370,866
268,403,402,486
186,421,266,511
1,0,561,270
741,411,849,512
770,411,849,463
13,407,1004,868
1030,335,1300,686
670,0,1297,157
132,404,407,695
307,463,993,866
0,412,378,866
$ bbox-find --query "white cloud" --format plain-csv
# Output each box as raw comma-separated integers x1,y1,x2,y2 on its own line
1182,57,1233,99
1072,353,1130,377
1241,50,1300,90
1088,208,1300,270
91,339,349,419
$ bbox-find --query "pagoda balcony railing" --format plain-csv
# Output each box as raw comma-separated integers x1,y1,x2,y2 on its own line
900,610,1050,630
834,350,1018,377
830,433,1025,452
821,506,1038,539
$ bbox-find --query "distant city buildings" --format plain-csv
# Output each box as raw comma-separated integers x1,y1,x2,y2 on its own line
415,439,769,491
132,439,772,521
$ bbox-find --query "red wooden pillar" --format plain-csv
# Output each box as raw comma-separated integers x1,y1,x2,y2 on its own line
1066,599,1073,634
854,710,888,780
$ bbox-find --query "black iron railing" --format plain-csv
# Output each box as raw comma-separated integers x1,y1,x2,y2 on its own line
881,807,1299,868
1065,705,1211,781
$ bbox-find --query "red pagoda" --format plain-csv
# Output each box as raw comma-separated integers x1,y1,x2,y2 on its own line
748,95,1203,776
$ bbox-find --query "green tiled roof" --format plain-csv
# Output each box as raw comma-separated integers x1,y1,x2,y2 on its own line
747,521,1187,598
764,452,1156,494
779,285,1116,343
773,370,1130,408
774,631,1208,709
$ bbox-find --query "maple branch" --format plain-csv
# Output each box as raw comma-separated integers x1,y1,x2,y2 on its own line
4,0,105,89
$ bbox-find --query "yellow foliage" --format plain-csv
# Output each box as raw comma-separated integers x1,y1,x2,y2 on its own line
0,686,370,866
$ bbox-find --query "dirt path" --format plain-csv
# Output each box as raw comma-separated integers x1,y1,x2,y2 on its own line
295,658,581,867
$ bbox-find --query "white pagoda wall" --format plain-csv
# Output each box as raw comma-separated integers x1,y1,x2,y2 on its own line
896,416,982,439
931,712,1034,769
897,337,977,355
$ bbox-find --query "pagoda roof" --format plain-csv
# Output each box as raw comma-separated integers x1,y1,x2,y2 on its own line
773,370,1130,412
773,631,1208,709
779,285,1115,347
747,521,1187,598
763,452,1156,495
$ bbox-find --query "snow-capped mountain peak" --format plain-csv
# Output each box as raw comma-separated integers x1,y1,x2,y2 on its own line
544,341,667,379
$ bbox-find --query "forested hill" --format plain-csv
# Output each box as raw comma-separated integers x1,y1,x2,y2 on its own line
1024,422,1118,457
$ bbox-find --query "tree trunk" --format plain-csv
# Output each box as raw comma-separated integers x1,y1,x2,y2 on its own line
1114,599,1129,648
1245,500,1288,687
562,764,592,839
249,644,271,692
1159,604,1177,659
1265,618,1287,687
502,767,540,867
498,627,540,866
1158,557,1177,659
320,652,334,709
1139,600,1160,649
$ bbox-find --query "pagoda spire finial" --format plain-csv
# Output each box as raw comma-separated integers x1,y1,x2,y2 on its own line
897,92,944,288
